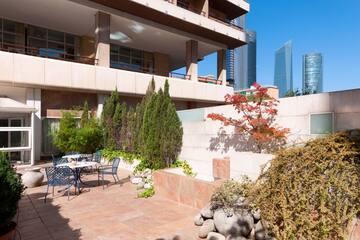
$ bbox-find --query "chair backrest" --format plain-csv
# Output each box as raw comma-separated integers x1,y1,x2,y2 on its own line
53,156,68,167
93,151,102,163
111,158,121,174
45,166,73,186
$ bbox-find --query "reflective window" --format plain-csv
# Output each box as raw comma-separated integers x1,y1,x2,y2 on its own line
310,113,333,135
110,44,154,73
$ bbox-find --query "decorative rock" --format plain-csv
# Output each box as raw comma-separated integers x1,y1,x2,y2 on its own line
213,209,229,235
136,182,145,190
251,209,261,221
214,209,254,237
144,183,152,189
226,236,248,240
201,203,214,219
22,168,44,188
199,219,215,238
254,221,266,240
131,177,143,184
207,232,225,240
194,213,204,226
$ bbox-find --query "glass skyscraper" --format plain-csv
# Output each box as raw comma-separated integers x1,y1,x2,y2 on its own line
303,53,323,93
274,41,293,97
226,16,257,91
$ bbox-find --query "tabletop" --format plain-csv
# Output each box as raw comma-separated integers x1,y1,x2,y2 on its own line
63,154,82,159
56,161,97,169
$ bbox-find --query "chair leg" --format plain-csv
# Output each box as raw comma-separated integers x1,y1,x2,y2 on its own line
102,172,105,190
112,174,117,183
116,174,120,186
67,185,70,200
44,185,49,203
98,171,100,186
52,186,55,196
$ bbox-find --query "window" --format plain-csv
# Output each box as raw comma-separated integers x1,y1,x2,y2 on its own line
310,112,333,135
42,118,60,154
110,44,154,73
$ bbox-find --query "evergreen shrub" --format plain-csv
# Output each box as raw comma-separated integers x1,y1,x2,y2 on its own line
0,152,23,235
249,131,360,239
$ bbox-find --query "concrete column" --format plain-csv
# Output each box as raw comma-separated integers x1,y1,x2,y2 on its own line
154,52,170,76
96,94,107,118
201,0,209,17
95,12,110,67
186,40,198,81
217,49,227,86
26,88,41,164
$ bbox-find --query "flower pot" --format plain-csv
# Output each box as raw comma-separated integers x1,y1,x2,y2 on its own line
0,222,16,240
22,167,44,188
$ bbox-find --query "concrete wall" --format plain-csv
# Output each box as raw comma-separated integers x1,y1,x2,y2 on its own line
0,51,233,103
178,89,360,180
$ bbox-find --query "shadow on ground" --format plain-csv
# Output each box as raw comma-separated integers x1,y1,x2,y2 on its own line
16,192,81,240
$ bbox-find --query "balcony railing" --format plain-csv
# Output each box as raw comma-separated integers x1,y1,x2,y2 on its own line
0,43,97,65
208,14,244,31
175,0,207,16
198,76,222,85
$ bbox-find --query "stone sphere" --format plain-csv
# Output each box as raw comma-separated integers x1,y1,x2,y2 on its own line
22,167,44,188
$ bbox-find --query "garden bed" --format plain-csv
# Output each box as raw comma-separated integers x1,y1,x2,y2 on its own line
153,169,223,209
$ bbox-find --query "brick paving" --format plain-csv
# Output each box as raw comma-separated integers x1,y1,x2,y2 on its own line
16,169,200,240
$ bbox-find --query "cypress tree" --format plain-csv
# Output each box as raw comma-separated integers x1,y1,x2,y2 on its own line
119,103,128,150
80,101,89,127
134,78,156,153
113,103,123,149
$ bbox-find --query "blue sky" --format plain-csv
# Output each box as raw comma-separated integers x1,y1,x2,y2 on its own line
194,0,360,92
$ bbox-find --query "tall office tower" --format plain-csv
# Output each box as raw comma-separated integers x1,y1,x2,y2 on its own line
226,16,257,91
274,41,293,97
303,53,323,93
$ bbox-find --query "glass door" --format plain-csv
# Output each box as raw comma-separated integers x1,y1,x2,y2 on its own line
8,118,23,162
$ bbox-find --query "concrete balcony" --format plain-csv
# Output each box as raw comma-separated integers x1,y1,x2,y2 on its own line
0,51,233,103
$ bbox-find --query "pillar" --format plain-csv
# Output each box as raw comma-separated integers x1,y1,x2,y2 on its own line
154,52,170,76
186,40,198,81
95,12,110,67
96,94,107,118
26,88,41,165
217,49,227,86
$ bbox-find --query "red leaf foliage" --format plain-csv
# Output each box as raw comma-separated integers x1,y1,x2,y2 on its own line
207,83,289,152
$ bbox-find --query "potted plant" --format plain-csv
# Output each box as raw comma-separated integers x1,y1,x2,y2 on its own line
0,152,24,240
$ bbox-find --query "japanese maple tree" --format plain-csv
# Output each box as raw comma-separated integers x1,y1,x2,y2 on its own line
208,83,289,153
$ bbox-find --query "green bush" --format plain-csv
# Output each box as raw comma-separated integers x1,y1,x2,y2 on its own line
211,179,251,214
171,159,196,177
53,103,103,154
0,152,23,235
137,186,155,198
101,148,142,164
249,131,360,239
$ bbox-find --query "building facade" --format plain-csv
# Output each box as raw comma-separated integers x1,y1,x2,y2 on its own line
0,0,249,164
274,41,293,97
226,16,256,91
303,53,323,93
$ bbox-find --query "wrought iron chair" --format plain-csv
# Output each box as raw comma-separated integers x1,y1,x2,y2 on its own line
52,154,68,167
92,150,102,164
98,157,121,189
44,166,76,203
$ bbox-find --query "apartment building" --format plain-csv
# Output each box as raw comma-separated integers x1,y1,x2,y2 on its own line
0,0,249,164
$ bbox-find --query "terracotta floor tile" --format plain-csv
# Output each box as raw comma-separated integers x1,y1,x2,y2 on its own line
16,169,200,240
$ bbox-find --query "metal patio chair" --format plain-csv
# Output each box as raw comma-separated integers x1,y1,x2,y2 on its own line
98,157,121,189
44,166,76,202
52,154,68,167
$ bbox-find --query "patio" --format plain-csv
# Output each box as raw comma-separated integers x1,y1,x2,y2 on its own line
16,168,200,240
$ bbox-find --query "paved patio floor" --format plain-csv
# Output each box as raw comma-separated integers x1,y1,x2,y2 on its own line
16,169,200,240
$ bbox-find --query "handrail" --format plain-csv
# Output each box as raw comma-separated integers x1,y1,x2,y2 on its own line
208,15,244,31
169,72,191,80
0,43,97,65
198,76,222,85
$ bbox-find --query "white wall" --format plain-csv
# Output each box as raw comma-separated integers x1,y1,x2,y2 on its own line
178,89,360,180
0,51,233,103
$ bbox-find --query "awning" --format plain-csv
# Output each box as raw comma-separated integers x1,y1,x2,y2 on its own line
0,97,36,113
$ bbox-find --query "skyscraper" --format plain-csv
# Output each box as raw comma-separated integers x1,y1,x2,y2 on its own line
226,16,257,91
303,53,323,93
274,41,293,97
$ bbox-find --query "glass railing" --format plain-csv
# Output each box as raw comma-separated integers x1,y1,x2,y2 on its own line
0,43,97,65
